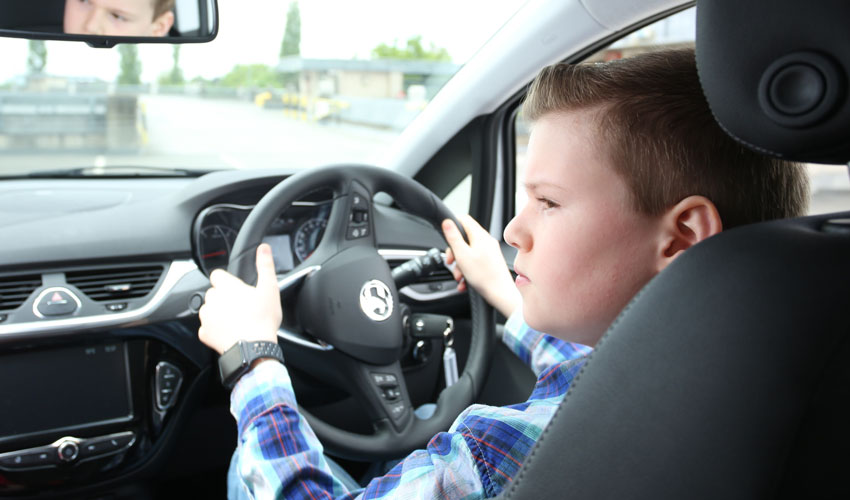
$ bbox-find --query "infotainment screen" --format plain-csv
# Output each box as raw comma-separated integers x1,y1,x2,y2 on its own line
0,342,132,439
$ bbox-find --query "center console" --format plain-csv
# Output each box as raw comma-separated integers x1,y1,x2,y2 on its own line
0,323,205,495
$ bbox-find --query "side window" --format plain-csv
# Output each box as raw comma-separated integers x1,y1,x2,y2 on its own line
513,5,850,217
443,174,471,217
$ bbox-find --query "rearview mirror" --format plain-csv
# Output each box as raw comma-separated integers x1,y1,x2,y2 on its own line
0,0,217,48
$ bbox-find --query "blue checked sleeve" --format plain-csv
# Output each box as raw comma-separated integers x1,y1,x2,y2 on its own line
230,360,489,500
502,309,592,376
230,360,359,499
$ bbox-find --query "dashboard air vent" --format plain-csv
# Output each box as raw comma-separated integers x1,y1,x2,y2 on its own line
66,265,164,302
0,274,42,311
388,260,454,284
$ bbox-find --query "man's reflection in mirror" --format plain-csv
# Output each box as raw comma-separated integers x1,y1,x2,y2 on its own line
64,0,175,37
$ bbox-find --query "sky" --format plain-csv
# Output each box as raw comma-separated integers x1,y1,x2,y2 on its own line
0,0,530,84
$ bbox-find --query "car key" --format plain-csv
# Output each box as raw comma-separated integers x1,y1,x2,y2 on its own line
442,319,459,387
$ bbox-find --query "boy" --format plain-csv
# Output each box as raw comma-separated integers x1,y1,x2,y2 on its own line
64,0,175,37
198,48,808,499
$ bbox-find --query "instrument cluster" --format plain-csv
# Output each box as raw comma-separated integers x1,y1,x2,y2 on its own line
193,199,332,276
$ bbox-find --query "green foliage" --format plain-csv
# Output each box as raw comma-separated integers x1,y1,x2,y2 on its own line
220,64,281,88
27,40,47,74
117,45,142,85
159,46,185,85
372,36,450,61
280,1,301,57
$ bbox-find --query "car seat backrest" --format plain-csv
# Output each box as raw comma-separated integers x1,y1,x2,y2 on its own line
497,0,850,497
499,215,850,499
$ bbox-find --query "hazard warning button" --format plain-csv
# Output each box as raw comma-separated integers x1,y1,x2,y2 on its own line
35,288,80,317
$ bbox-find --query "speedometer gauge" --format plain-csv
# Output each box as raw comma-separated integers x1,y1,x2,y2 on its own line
199,224,238,274
293,217,327,262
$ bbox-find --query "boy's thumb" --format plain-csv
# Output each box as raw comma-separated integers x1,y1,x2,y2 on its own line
255,243,278,291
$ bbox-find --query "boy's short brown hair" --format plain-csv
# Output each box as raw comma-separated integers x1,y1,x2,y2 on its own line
522,48,809,229
153,0,176,20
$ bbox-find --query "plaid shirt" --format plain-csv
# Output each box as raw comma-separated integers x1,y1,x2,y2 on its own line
231,311,592,499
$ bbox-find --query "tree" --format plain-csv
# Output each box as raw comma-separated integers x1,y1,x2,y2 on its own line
280,1,301,57
159,46,185,85
117,44,142,85
372,36,451,61
220,64,280,88
27,40,47,74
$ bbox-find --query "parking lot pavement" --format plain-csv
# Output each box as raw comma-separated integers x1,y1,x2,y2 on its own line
0,94,399,176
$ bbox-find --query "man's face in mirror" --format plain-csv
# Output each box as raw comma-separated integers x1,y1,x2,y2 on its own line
64,0,175,37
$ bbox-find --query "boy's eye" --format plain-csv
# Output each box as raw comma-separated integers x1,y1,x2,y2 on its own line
111,12,127,21
537,197,559,209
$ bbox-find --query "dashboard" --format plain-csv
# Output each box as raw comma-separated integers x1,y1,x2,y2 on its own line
0,168,462,497
194,196,332,276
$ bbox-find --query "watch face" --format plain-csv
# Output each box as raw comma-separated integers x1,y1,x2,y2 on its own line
218,342,248,387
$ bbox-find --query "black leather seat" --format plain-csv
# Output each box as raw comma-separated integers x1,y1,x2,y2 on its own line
497,0,850,498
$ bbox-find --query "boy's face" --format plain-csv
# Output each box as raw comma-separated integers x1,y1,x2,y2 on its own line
505,110,663,346
64,0,173,37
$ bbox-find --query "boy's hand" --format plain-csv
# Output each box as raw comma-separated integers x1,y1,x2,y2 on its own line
198,243,282,355
442,215,521,318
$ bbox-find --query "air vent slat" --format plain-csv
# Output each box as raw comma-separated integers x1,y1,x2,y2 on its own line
69,277,160,288
66,265,164,302
0,274,42,311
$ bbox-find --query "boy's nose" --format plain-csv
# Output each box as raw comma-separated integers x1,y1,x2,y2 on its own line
84,10,105,35
503,214,528,251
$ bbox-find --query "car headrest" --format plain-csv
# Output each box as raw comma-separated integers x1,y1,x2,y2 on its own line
696,0,850,164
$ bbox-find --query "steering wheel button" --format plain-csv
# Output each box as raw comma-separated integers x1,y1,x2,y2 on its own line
388,402,407,421
383,388,401,401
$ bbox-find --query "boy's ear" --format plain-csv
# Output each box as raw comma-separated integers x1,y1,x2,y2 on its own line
152,11,174,37
657,195,723,272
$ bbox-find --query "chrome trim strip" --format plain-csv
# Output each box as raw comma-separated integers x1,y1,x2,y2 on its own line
204,199,332,212
277,327,333,351
378,249,427,259
378,249,461,301
276,265,332,351
0,260,198,336
396,284,462,302
278,265,321,292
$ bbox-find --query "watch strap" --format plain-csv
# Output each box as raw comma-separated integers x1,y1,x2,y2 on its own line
219,340,284,389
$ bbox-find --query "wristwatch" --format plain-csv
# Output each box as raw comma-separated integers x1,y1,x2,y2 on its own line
218,340,285,389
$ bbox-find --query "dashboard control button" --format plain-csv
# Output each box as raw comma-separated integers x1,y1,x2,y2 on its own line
0,452,29,469
0,447,57,470
106,302,127,312
188,292,204,312
155,361,183,411
79,431,136,459
57,440,79,463
35,288,80,317
110,432,135,449
29,448,55,467
79,439,110,459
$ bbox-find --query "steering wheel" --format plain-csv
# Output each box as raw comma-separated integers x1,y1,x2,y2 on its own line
227,165,494,460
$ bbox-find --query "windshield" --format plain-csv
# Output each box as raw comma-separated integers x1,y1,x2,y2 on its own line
0,0,526,177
